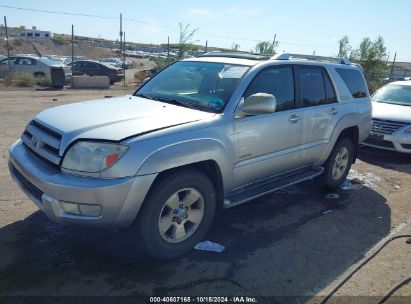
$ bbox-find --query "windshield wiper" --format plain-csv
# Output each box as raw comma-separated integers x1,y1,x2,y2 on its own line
134,93,157,100
135,94,217,112
154,96,200,110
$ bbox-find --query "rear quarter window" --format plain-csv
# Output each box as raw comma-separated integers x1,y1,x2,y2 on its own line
336,68,368,98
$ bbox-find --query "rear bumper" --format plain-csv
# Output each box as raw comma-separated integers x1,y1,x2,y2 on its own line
8,140,157,227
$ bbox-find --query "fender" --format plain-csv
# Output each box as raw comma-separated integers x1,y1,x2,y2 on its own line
315,112,359,166
137,138,234,195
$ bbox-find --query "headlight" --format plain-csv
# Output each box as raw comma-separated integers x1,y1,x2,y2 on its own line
62,141,128,173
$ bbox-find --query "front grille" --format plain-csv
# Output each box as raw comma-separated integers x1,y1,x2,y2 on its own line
10,164,43,202
371,119,408,135
21,120,62,166
364,137,395,149
401,143,411,150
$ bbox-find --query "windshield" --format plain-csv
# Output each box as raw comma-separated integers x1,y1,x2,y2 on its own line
372,84,411,106
134,61,250,112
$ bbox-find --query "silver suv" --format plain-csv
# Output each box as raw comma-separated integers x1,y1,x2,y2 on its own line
8,53,372,259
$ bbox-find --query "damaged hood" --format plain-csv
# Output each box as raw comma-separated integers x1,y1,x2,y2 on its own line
35,95,215,151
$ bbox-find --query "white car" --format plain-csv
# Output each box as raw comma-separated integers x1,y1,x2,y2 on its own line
363,81,411,153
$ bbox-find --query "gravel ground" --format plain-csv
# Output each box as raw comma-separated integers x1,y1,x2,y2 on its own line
0,88,410,303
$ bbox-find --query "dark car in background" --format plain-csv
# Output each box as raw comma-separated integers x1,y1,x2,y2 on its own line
71,60,124,84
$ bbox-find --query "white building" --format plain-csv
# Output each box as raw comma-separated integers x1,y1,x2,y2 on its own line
19,26,52,40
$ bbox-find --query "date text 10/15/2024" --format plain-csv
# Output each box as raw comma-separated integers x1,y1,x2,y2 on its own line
149,297,258,303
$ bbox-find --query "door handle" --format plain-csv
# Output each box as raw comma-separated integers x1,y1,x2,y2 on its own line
330,107,339,115
288,114,300,123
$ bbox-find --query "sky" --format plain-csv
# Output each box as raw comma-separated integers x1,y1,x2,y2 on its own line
1,0,411,61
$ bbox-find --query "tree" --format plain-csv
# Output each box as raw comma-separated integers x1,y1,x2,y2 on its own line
350,36,387,92
231,42,240,51
337,35,388,93
254,39,279,55
177,23,198,60
338,35,351,58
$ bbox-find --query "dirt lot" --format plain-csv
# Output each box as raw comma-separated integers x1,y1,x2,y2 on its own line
0,88,410,303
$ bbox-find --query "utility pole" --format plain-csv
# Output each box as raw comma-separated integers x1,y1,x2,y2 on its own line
205,40,208,53
167,36,170,57
389,52,397,79
123,32,126,87
71,24,74,68
4,16,11,79
119,13,123,57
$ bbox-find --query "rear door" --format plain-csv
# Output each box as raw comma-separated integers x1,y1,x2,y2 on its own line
233,65,304,188
14,57,38,75
297,65,340,165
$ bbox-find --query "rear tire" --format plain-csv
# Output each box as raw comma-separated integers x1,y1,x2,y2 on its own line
136,169,216,259
33,72,46,79
321,137,354,189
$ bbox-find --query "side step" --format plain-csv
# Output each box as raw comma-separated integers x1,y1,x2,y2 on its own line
224,167,324,208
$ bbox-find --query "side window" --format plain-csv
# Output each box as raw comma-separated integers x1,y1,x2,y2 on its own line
72,62,81,68
323,70,337,103
244,66,295,112
16,58,36,65
1,57,16,65
299,67,326,107
336,68,368,98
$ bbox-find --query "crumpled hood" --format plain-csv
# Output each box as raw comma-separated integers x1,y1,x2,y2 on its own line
372,101,411,123
35,95,215,151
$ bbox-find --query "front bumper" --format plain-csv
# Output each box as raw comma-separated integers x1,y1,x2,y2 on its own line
363,130,411,154
8,140,157,227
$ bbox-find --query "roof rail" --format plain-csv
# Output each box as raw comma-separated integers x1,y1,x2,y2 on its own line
271,53,351,65
200,52,271,61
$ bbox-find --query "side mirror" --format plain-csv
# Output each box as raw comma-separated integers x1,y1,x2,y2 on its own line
238,93,277,117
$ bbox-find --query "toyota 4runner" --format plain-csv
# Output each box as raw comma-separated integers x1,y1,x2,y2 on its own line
8,52,372,259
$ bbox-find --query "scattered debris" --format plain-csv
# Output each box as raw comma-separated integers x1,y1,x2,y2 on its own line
340,180,353,190
347,169,381,188
325,193,340,199
322,210,333,215
52,98,58,101
394,185,400,189
194,240,225,253
378,216,383,219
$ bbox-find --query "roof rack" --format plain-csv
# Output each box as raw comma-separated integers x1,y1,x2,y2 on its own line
200,52,270,61
271,53,351,65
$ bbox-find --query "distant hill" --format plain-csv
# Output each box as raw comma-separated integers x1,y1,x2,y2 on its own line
0,38,117,59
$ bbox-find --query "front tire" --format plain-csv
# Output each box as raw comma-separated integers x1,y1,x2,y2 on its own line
137,169,216,259
321,137,354,189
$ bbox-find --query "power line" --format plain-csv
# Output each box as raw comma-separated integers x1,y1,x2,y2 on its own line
0,4,338,48
0,4,116,19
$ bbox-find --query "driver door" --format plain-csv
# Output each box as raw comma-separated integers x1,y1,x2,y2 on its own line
233,65,304,188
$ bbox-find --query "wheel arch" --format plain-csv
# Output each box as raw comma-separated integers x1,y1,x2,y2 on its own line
141,160,225,214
